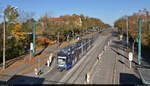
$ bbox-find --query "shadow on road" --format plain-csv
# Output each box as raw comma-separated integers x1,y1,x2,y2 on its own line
111,40,138,66
111,47,127,59
120,73,141,84
7,75,45,85
0,74,66,85
118,59,129,68
0,81,7,85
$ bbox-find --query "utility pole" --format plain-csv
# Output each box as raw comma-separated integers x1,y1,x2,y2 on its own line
138,18,142,65
33,20,36,56
57,32,60,45
67,35,69,42
126,16,129,50
122,17,123,34
3,15,6,69
72,29,74,40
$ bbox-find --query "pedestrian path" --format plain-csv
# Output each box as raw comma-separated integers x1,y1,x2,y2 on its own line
114,39,140,84
91,36,141,84
91,39,116,84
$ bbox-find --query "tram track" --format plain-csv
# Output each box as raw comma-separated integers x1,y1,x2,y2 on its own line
42,33,100,84
61,33,111,84
71,34,112,84
41,30,112,84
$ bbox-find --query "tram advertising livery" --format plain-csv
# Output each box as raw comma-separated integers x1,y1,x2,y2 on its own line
57,36,94,70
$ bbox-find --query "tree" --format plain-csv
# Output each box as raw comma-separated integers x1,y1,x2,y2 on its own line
4,5,18,23
114,8,150,54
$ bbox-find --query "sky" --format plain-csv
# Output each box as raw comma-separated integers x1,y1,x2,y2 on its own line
0,0,150,26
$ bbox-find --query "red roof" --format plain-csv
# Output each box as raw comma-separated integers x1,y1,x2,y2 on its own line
52,18,64,21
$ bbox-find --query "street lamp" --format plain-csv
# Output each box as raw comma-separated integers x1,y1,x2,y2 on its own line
137,8,145,65
2,6,18,69
126,15,129,50
137,8,147,65
33,20,36,56
138,18,142,65
3,14,6,69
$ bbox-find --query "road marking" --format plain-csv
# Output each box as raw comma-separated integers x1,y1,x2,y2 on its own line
40,66,53,77
40,59,56,77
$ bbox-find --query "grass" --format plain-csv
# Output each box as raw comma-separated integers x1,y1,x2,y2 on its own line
101,29,111,36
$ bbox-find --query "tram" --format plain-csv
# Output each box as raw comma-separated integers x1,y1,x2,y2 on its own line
57,37,94,70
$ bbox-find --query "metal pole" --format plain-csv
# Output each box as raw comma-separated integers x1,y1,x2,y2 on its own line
33,21,36,56
57,32,60,44
130,61,131,68
81,42,84,55
38,56,40,75
67,35,69,42
138,18,142,65
30,50,32,59
3,15,6,69
126,16,129,49
122,18,123,34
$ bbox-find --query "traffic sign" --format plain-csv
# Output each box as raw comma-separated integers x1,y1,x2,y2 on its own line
30,43,33,50
128,52,133,68
120,35,123,40
129,52,133,61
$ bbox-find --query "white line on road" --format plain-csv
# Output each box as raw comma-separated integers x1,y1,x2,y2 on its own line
90,59,102,84
40,59,56,77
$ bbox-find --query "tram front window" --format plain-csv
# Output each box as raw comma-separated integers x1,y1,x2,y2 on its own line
58,56,66,66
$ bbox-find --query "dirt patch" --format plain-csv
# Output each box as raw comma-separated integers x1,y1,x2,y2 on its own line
0,59,25,75
102,29,112,36
0,50,47,76
60,39,78,48
82,32,98,39
20,57,48,75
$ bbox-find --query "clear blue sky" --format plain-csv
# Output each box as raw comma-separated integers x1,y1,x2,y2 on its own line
0,0,150,26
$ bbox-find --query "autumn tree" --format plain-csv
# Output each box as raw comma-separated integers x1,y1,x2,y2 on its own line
114,8,150,53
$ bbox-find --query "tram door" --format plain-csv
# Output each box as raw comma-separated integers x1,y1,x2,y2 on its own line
66,55,72,67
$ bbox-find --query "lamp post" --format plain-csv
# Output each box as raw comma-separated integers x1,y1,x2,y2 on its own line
138,18,142,65
57,32,60,44
33,20,36,56
126,15,129,50
3,15,6,69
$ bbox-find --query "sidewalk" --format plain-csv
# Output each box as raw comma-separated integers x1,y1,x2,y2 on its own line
91,35,141,84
